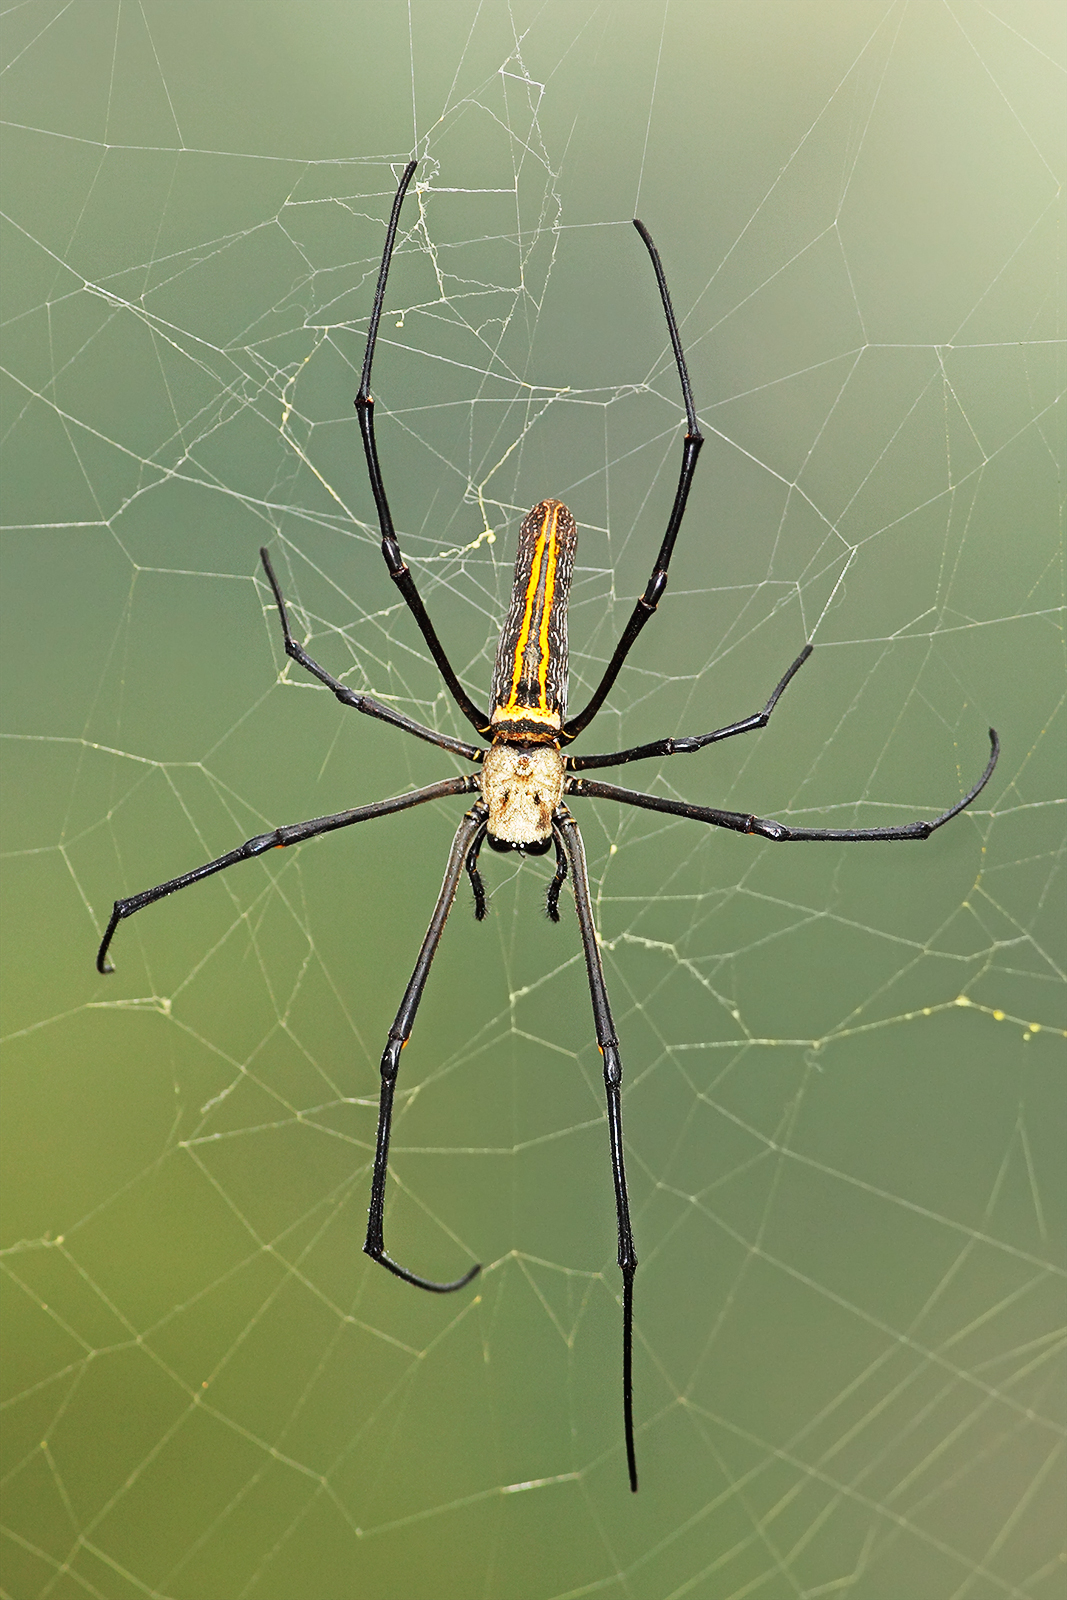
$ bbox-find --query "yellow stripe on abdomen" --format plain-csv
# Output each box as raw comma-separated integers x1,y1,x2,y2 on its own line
503,502,559,715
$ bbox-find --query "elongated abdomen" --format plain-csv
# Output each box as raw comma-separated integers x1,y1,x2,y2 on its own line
489,499,577,736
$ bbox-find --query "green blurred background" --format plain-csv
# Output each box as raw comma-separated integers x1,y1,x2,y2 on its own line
2,2,1063,1596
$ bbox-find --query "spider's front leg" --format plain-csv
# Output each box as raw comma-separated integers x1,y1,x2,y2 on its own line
363,803,487,1293
352,161,490,738
562,218,703,744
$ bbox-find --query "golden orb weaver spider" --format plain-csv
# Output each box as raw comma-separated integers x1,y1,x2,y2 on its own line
97,161,999,1492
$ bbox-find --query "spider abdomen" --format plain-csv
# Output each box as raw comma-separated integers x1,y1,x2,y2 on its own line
489,499,576,737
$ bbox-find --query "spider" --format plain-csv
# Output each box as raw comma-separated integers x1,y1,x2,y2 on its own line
97,161,999,1493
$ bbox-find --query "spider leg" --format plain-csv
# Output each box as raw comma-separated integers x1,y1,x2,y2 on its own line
569,643,813,771
553,806,639,1493
353,161,490,738
260,548,484,764
364,803,488,1294
465,826,488,921
96,775,478,974
545,832,569,922
566,728,999,840
563,219,704,744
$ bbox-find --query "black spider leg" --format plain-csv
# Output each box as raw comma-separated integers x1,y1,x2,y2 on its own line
569,643,814,772
364,803,488,1293
566,728,999,841
353,160,490,737
465,826,488,921
545,832,569,922
96,775,479,974
563,218,704,744
260,548,483,764
553,806,639,1493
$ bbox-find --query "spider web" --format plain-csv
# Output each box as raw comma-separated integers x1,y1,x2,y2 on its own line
2,2,1064,1596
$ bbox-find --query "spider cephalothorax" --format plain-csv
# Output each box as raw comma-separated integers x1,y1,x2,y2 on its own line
96,160,998,1493
480,740,564,849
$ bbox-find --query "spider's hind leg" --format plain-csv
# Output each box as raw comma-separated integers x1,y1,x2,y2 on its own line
363,805,487,1294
